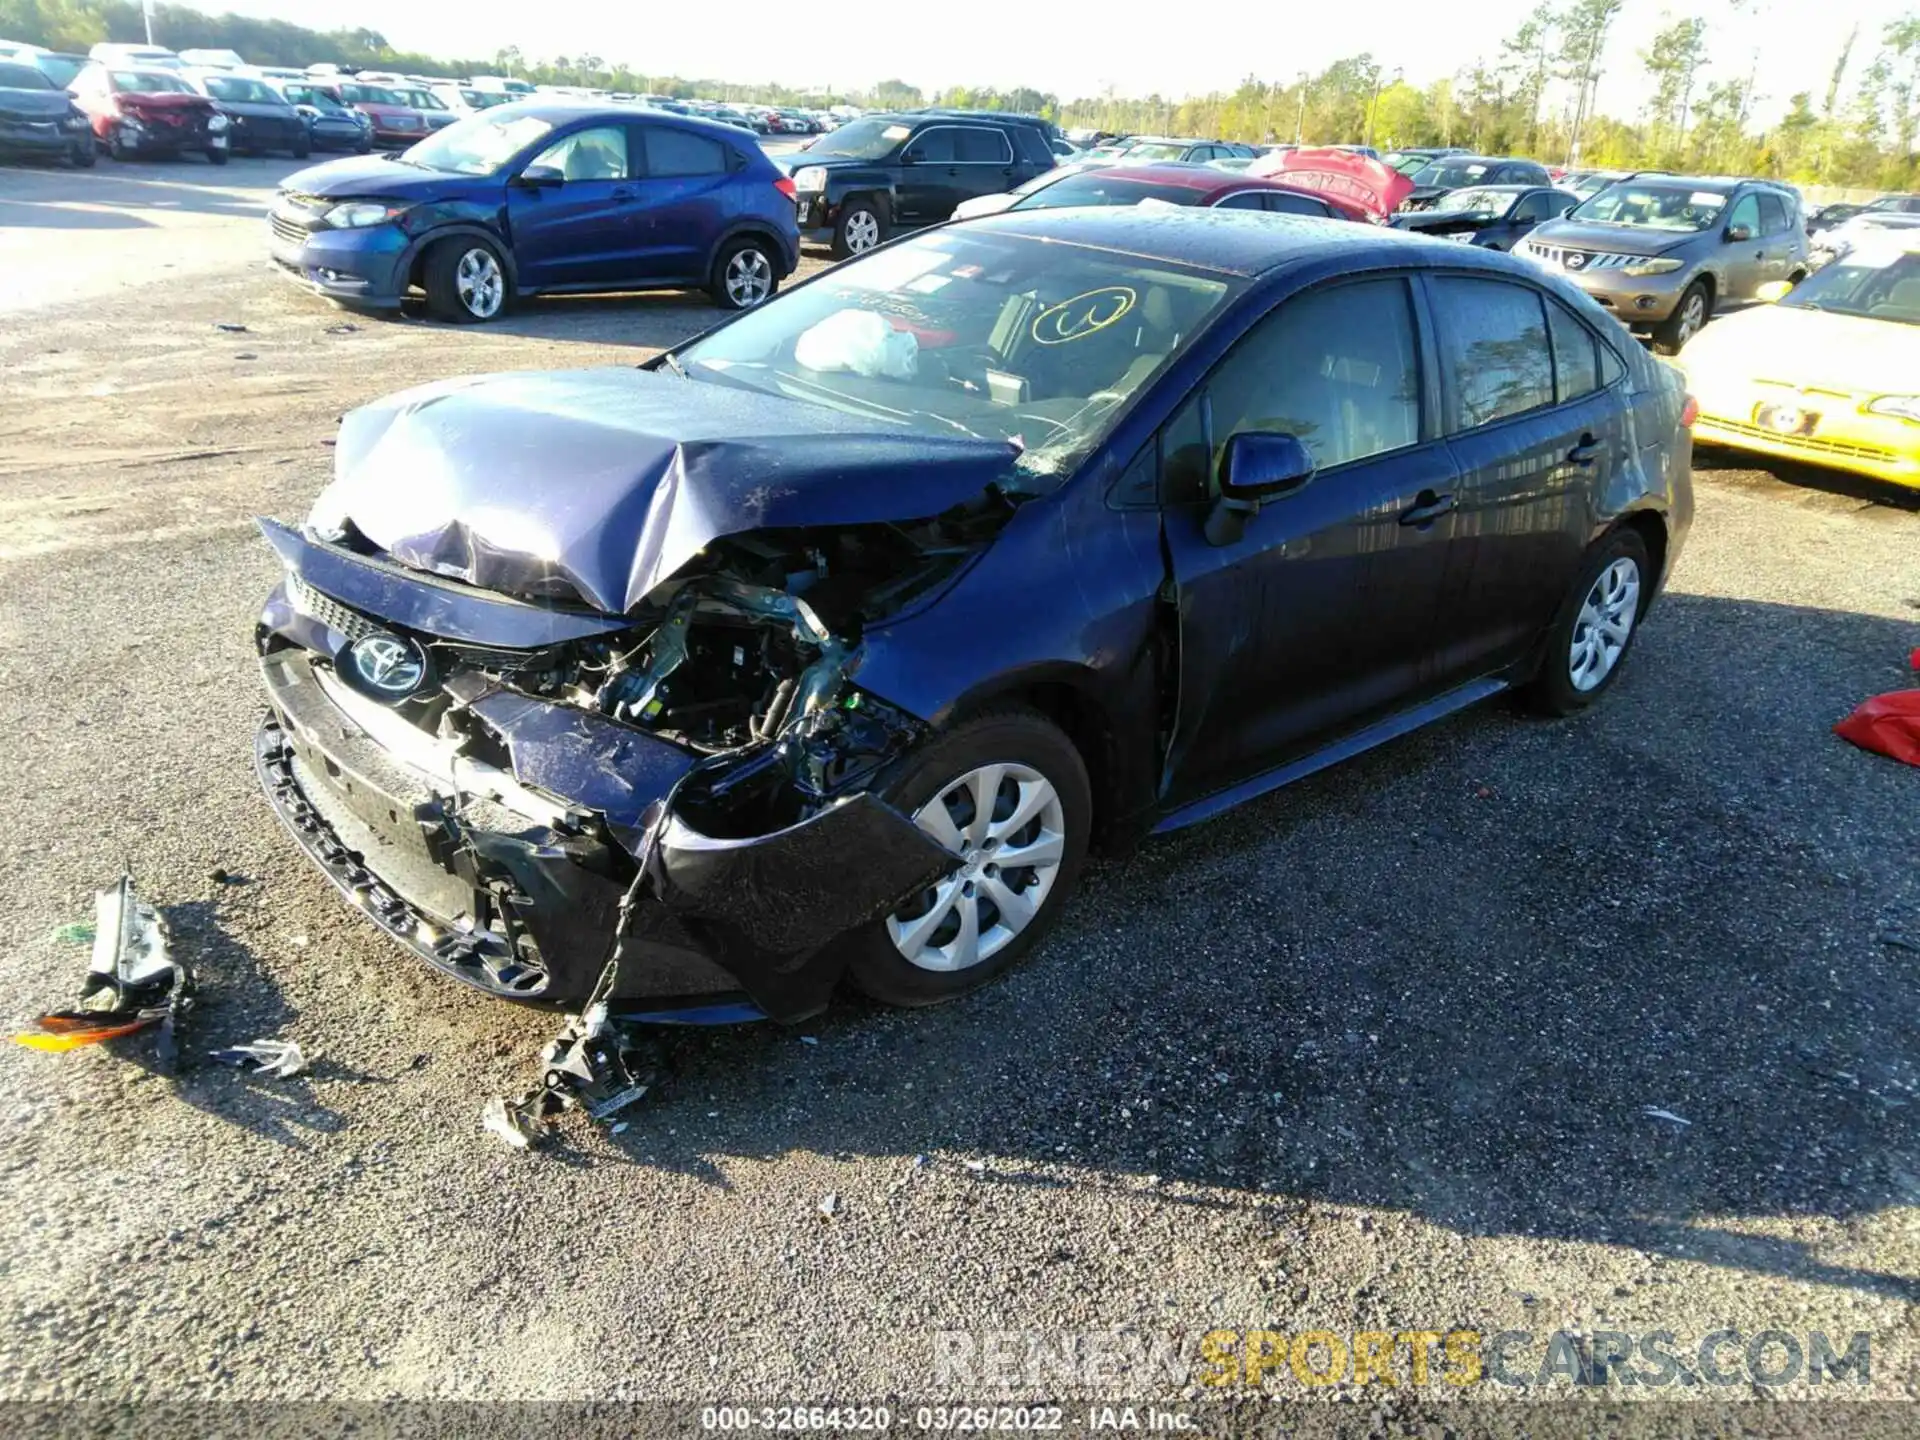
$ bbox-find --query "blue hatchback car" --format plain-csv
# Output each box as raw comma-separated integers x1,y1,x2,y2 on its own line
267,101,800,321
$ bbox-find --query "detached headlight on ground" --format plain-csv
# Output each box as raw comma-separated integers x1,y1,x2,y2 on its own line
1623,256,1685,277
791,166,827,192
323,202,408,229
1866,395,1920,423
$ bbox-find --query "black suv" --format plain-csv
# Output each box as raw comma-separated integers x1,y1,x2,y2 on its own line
788,112,1056,256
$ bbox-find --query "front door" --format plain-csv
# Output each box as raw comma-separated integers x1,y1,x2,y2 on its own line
506,124,641,288
893,126,962,225
1719,192,1768,299
1161,275,1459,806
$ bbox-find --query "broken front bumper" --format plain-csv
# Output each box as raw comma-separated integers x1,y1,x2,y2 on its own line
254,586,953,1022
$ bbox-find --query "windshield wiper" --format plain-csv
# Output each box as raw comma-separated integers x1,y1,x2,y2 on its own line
658,351,688,380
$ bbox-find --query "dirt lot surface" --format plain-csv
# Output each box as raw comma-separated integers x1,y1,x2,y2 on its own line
2,155,1917,1414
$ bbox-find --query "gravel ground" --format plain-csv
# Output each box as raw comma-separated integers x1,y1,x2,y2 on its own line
1,156,1917,1413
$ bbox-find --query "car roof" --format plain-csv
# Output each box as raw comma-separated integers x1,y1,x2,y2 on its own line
963,205,1453,277
1072,161,1337,201
480,97,756,135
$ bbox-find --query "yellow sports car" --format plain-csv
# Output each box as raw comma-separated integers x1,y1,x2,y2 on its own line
1677,233,1920,489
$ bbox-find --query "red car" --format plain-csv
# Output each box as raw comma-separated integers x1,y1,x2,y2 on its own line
68,62,230,163
994,163,1376,223
316,79,431,149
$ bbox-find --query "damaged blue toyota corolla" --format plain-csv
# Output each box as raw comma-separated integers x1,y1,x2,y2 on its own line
254,208,1695,1024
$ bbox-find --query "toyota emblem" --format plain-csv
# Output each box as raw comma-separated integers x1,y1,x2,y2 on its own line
344,631,427,700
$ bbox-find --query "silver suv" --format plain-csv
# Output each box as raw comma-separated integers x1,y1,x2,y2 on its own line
1517,176,1810,353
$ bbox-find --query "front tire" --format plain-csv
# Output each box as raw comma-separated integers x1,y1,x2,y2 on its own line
844,710,1090,1008
69,143,95,169
831,198,885,259
292,138,311,160
1524,528,1651,716
108,130,135,161
423,238,509,323
204,146,229,166
1652,280,1709,354
709,237,778,310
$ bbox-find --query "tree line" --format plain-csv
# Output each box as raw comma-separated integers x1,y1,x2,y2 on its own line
4,0,1915,190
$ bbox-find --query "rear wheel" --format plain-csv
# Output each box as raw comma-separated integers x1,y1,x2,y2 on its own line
423,238,509,322
709,237,778,310
1652,280,1709,354
1524,528,1651,716
844,710,1090,1008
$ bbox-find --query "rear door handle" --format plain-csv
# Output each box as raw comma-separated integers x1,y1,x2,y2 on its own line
1567,434,1602,465
1398,490,1456,526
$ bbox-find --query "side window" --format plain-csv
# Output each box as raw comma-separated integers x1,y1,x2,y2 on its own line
1726,193,1760,236
643,126,727,177
1429,276,1555,429
1547,300,1601,402
1511,192,1551,223
1215,192,1266,211
1266,192,1331,217
1206,278,1422,476
1598,342,1626,387
530,125,630,181
1757,193,1789,235
908,127,956,163
1161,392,1209,505
954,126,1012,163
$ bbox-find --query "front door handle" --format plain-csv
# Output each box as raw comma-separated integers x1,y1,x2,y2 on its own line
1567,433,1602,465
1399,490,1456,526
611,186,634,200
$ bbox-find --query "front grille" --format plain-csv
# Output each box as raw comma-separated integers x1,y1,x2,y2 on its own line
270,213,310,248
1700,415,1895,462
288,572,378,641
1524,243,1635,272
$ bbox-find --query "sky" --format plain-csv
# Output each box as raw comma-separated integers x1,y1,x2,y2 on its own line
211,0,1913,127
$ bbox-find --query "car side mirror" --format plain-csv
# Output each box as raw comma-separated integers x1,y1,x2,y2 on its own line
1725,223,1753,243
1205,432,1315,546
1221,431,1315,500
517,165,564,188
1755,279,1794,302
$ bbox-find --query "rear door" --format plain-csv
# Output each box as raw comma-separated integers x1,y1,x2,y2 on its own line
505,124,640,288
1161,275,1460,803
1423,273,1619,681
625,122,738,282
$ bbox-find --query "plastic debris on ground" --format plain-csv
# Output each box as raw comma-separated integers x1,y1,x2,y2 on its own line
1641,1106,1692,1126
14,871,191,1064
1832,648,1920,768
209,1038,308,1078
819,1192,840,1219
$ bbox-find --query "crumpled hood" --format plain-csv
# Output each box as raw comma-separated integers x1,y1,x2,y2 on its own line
1249,146,1412,220
322,367,1021,615
117,91,213,115
280,152,469,200
1524,221,1690,258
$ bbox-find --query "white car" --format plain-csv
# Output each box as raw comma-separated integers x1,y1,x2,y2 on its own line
1812,212,1920,269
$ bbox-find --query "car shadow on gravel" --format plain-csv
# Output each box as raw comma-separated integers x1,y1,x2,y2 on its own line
1692,446,1920,513
604,593,1920,1300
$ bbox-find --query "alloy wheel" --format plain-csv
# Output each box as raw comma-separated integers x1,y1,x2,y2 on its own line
1568,556,1641,692
844,210,880,253
886,763,1067,973
455,248,504,319
1676,291,1706,344
724,247,773,306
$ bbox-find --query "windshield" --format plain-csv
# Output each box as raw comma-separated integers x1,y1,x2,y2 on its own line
201,75,280,104
1119,143,1189,163
1011,173,1204,211
1432,186,1515,217
114,70,193,94
0,61,52,88
804,116,909,160
281,83,347,113
1387,153,1431,176
342,83,403,106
34,54,84,87
1779,247,1920,324
1411,160,1491,189
396,87,447,110
673,229,1237,482
401,111,553,174
1572,183,1727,230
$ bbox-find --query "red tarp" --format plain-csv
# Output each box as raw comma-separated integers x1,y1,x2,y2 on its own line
1832,648,1920,767
1246,146,1414,220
